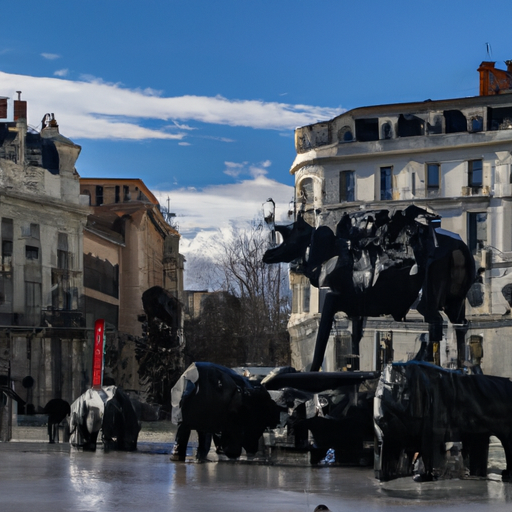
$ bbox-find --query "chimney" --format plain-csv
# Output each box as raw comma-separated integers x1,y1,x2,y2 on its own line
0,98,7,119
13,91,27,120
478,61,512,96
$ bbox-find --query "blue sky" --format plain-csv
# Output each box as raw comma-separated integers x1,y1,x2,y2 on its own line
1,0,512,260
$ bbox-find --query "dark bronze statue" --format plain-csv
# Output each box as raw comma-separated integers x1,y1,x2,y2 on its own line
69,386,140,451
171,362,279,460
375,361,512,482
263,206,475,371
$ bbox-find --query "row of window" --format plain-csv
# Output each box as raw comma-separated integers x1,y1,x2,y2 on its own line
0,274,75,322
336,159,484,203
1,219,75,323
316,106,512,149
426,160,483,190
82,185,146,206
1,219,70,267
2,244,66,263
339,110,485,144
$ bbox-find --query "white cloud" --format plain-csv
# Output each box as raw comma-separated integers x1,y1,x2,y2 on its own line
170,121,195,131
204,135,235,143
153,173,294,257
134,87,163,97
0,71,343,141
223,160,271,179
223,161,246,178
249,160,271,179
54,69,68,77
41,53,60,60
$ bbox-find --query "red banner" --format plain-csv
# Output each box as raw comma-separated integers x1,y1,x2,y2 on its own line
92,319,105,388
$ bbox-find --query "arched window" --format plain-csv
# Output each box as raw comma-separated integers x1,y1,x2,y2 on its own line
338,126,353,142
382,122,392,140
298,178,314,206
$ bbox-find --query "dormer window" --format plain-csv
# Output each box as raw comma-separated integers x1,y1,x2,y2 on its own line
355,118,379,142
470,116,483,132
338,126,353,142
382,122,392,140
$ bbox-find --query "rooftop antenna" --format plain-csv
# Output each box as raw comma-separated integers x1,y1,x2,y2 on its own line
164,195,176,226
485,42,492,60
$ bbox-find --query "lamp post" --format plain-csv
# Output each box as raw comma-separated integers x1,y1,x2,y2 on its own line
263,198,281,332
263,197,276,246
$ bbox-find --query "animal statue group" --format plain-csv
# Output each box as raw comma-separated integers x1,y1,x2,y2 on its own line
171,362,280,460
374,360,512,482
263,206,475,371
262,368,378,465
69,386,140,451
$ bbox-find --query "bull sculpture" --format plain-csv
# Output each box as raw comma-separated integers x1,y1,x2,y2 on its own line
69,386,140,451
262,368,378,465
374,360,512,481
263,206,475,371
171,362,280,459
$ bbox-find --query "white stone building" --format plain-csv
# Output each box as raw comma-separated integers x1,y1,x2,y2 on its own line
0,95,90,439
287,62,512,377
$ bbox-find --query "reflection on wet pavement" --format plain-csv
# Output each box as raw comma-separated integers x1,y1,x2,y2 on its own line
2,448,512,512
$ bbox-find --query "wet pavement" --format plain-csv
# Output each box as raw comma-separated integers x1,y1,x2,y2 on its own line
2,441,512,512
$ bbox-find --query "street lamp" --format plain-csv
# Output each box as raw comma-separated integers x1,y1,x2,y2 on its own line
263,198,276,246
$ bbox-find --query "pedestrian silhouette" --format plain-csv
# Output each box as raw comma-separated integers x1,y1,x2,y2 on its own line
43,398,70,443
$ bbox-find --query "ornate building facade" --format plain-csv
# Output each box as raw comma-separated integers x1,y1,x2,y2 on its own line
286,62,512,377
0,95,90,439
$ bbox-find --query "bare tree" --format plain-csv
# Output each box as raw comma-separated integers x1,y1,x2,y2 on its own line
184,220,291,367
216,221,290,365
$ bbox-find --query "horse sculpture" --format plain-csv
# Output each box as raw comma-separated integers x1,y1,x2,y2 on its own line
263,205,475,371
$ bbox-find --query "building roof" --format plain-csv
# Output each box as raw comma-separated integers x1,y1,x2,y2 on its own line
85,212,125,246
321,92,512,128
302,61,512,129
79,178,159,205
